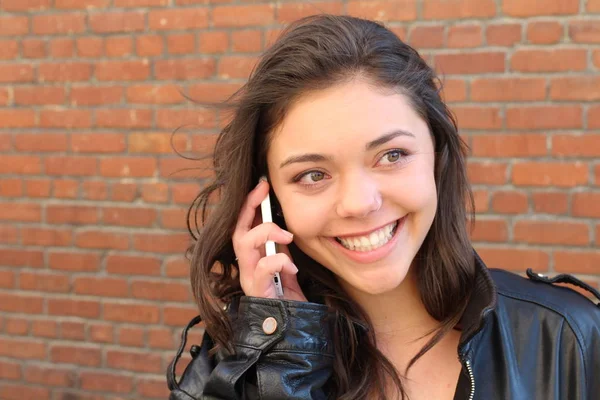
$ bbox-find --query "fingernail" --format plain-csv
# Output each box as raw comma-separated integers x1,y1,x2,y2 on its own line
292,263,299,273
259,175,268,183
283,229,293,238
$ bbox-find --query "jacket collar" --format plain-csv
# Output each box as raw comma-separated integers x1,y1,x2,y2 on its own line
458,250,498,351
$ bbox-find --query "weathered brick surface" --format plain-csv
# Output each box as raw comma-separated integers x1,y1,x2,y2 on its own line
1,1,599,397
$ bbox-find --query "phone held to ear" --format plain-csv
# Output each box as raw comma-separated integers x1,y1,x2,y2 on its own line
260,191,285,298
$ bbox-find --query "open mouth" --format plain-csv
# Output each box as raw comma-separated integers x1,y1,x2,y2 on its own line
334,220,399,252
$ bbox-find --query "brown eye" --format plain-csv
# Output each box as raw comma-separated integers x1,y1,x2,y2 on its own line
309,171,324,182
385,150,401,163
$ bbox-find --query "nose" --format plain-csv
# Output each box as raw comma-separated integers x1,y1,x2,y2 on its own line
335,173,382,219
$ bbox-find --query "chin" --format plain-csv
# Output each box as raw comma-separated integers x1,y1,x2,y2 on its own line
344,267,410,296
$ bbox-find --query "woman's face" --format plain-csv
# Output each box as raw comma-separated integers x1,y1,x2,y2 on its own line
267,79,437,296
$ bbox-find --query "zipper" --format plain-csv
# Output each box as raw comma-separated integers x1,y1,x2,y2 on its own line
464,359,475,400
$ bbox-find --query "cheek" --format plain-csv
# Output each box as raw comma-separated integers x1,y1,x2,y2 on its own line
279,196,329,237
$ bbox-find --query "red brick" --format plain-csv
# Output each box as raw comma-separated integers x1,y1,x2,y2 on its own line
552,134,600,157
0,202,41,222
165,257,189,277
423,0,496,19
105,36,133,57
159,157,213,179
506,106,582,130
0,249,43,267
0,361,21,380
104,302,160,323
73,277,129,297
590,105,600,129
157,109,216,129
0,109,35,127
491,191,528,214
471,78,546,102
48,298,100,318
154,59,215,80
160,208,187,230
452,107,502,129
106,254,162,276
0,133,11,151
2,0,50,11
148,8,209,30
148,328,174,349
128,132,188,153
49,251,100,272
527,21,563,44
4,317,29,334
0,16,29,36
107,350,162,373
532,192,568,214
439,79,467,102
75,230,130,250
82,181,108,200
32,320,58,338
514,220,589,246
45,156,97,176
409,25,444,48
90,323,113,343
14,87,65,105
513,162,587,187
131,280,190,302
276,1,344,23
20,272,70,293
476,247,549,272
589,0,600,11
60,321,85,340
0,270,15,288
0,337,45,359
468,219,508,242
89,12,145,33
15,133,67,152
22,227,72,246
22,39,46,58
550,77,600,101
572,193,600,217
100,157,157,177
0,384,49,400
171,183,199,205
0,64,34,83
136,34,164,56
511,49,586,72
0,225,19,244
96,108,153,128
167,33,195,54
0,293,43,314
554,250,600,274
349,0,419,21
54,0,110,8
434,52,505,74
188,82,241,103
597,224,600,245
0,90,9,106
76,37,103,58
133,232,190,253
40,109,91,128
33,14,86,35
138,378,171,398
96,60,150,81
80,371,134,393
218,55,258,79
115,0,168,6
126,84,183,104
51,345,101,367
0,40,19,60
0,179,22,197
24,365,75,386
141,183,169,203
70,132,126,153
111,182,138,201
198,31,229,53
467,162,507,184
447,24,482,48
49,38,74,58
118,326,145,347
503,0,579,16
163,305,198,326
102,207,157,227
471,134,547,157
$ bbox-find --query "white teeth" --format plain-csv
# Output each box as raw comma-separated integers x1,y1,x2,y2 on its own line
337,221,399,252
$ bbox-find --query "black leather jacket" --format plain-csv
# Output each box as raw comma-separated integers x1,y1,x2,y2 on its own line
167,253,600,399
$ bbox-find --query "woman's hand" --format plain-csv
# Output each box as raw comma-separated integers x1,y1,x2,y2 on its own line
232,179,307,302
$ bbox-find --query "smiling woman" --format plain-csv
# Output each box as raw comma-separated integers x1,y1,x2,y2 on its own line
167,14,600,400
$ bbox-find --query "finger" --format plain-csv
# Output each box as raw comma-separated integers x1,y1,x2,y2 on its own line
251,254,298,297
240,222,293,253
235,179,270,233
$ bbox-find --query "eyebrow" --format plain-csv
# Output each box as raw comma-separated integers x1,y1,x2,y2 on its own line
278,129,416,169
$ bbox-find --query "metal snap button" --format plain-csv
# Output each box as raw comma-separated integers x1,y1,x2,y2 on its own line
262,317,278,335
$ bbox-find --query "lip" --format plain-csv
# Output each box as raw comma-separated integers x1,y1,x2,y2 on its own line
328,216,406,264
334,219,400,239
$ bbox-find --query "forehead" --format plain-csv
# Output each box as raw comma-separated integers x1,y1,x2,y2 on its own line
269,79,430,155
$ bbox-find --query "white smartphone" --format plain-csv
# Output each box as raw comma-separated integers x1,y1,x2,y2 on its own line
260,191,284,298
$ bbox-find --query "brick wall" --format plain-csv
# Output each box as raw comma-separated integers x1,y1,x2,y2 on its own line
0,0,599,399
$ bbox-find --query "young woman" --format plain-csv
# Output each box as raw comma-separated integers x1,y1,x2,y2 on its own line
167,14,600,400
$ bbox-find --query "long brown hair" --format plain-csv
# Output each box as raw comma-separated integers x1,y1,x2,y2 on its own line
187,14,475,400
